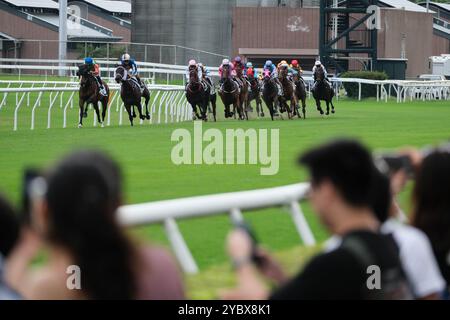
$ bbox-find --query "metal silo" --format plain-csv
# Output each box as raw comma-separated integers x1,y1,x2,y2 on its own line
132,0,236,66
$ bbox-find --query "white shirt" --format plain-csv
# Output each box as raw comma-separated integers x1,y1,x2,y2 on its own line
324,218,446,298
381,218,446,298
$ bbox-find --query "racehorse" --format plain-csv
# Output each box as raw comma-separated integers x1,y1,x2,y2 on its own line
235,65,249,120
278,67,297,119
312,67,335,115
204,77,217,122
76,64,109,128
261,70,278,121
246,76,264,118
114,66,151,126
185,68,209,121
293,71,307,119
218,65,242,120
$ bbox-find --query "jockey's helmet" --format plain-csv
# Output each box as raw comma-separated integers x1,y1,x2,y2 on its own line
315,61,321,66
291,60,299,66
246,62,253,68
280,60,288,66
222,58,230,65
265,60,272,66
189,59,197,66
198,63,204,68
122,53,131,61
85,57,93,64
234,56,242,63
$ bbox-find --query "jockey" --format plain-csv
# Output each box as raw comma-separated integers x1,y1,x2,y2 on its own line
277,60,289,74
312,60,330,90
186,59,203,84
290,59,303,81
290,59,303,75
233,56,245,76
120,53,145,91
263,60,283,96
84,57,107,96
218,58,239,92
245,62,259,79
198,63,214,95
233,56,246,89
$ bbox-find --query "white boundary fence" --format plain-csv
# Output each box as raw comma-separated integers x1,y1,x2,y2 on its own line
2,58,450,100
0,58,220,84
117,182,312,274
0,83,192,131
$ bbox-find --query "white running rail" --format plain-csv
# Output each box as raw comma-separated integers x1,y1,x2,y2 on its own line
117,182,313,274
0,84,192,131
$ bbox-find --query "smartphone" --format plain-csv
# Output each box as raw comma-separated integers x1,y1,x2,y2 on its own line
233,220,264,266
375,154,415,178
21,168,42,224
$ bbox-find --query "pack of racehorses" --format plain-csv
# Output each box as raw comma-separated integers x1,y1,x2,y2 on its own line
76,62,336,127
188,63,336,122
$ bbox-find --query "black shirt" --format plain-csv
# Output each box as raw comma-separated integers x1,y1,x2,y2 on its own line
270,230,412,300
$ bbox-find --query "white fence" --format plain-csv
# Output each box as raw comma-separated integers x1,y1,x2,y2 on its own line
2,58,450,101
118,182,312,274
0,58,220,84
0,83,192,131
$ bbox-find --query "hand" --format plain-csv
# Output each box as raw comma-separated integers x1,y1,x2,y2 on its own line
399,148,423,169
16,225,42,258
390,169,408,196
253,248,287,285
226,228,253,261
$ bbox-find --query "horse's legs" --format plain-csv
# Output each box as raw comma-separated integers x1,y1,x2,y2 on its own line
257,96,264,117
200,99,208,121
101,99,108,124
325,101,330,115
93,101,102,125
131,106,136,118
136,101,145,121
78,100,85,128
144,90,151,119
302,97,306,119
125,104,134,126
211,95,217,122
191,104,200,120
316,99,324,115
330,98,335,114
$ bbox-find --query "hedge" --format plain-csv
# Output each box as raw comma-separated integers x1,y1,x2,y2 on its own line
340,71,388,98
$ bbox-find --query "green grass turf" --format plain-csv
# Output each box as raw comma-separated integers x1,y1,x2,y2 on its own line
1,75,449,297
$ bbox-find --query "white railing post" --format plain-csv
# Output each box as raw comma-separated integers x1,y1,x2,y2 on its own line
289,201,316,246
164,218,199,274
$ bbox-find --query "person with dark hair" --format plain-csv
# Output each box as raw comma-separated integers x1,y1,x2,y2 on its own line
5,150,184,300
0,194,21,299
222,139,412,300
411,150,450,298
325,167,446,299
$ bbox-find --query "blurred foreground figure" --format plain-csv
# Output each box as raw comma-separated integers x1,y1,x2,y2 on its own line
6,150,184,300
223,140,412,300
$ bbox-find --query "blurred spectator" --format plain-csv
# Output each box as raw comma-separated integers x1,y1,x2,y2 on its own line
5,150,184,300
223,140,412,300
0,194,21,300
326,167,446,299
411,150,450,298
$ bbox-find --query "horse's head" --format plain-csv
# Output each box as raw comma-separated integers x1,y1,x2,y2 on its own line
235,65,243,77
77,64,89,78
315,67,325,81
78,65,91,87
280,65,289,78
115,66,126,84
222,64,231,79
263,69,271,81
189,67,200,82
